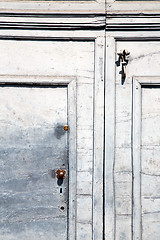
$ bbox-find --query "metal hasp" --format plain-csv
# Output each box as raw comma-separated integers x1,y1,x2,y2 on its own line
117,49,130,83
56,169,66,179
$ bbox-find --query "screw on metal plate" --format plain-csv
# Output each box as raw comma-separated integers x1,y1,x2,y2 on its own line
117,49,130,84
64,125,69,131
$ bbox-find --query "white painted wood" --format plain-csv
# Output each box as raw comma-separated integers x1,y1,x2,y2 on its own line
0,40,95,77
76,80,94,239
0,1,105,14
132,78,142,240
105,35,115,240
133,77,160,240
93,35,105,240
0,83,68,239
106,16,160,31
3,9,160,240
0,15,105,30
0,29,102,39
114,172,132,215
141,85,160,240
106,0,160,14
116,215,132,240
115,147,131,172
68,79,77,240
106,34,160,240
0,75,75,85
0,75,77,240
0,30,104,239
77,195,92,223
77,171,92,195
77,222,92,240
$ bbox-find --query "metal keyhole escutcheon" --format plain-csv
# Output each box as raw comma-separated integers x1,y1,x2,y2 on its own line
56,169,66,179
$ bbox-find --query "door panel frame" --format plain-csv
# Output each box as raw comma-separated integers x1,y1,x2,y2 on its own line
132,76,160,240
0,75,77,240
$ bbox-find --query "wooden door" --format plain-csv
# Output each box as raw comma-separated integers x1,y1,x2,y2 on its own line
0,83,68,239
114,41,160,240
0,34,104,240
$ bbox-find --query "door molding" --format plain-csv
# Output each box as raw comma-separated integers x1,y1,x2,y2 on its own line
0,1,105,14
106,0,160,15
0,14,105,31
0,74,77,240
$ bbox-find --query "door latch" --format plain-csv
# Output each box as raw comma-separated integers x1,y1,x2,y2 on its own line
56,169,66,179
117,49,130,83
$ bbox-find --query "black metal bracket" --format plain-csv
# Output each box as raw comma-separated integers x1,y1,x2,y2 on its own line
117,49,130,84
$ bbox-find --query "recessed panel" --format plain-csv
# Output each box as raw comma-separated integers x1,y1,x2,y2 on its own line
141,86,160,240
0,85,68,239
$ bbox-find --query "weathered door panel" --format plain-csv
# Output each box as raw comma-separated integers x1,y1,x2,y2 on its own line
133,79,160,240
0,85,68,239
115,41,160,239
0,37,101,239
141,86,160,239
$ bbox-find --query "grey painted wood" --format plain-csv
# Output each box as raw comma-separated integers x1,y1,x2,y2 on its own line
0,84,68,239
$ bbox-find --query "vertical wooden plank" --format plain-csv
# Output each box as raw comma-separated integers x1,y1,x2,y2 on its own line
105,36,115,240
132,78,142,240
93,35,105,240
68,79,77,240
